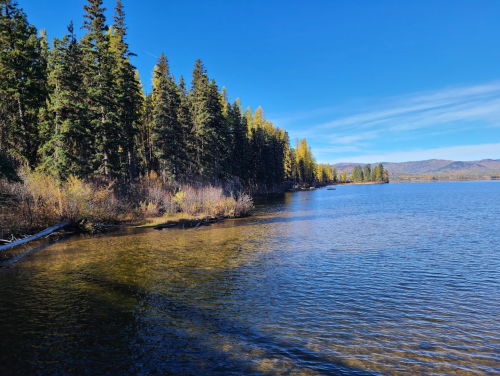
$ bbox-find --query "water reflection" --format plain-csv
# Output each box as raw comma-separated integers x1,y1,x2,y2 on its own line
1,182,500,375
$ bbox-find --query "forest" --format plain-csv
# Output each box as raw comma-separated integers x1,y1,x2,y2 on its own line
0,0,339,236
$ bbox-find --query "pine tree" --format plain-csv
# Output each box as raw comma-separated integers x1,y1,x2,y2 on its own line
228,99,250,184
190,59,216,180
81,0,120,176
376,163,384,181
351,165,363,182
382,168,389,182
151,53,182,180
0,0,47,167
136,89,153,175
177,75,194,179
0,152,19,181
363,163,372,182
207,79,228,184
332,166,337,182
283,131,294,181
111,0,143,179
40,21,90,180
371,165,377,181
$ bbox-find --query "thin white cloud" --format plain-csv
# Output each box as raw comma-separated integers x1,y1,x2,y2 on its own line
302,80,500,143
328,132,379,144
314,146,362,154
329,143,500,164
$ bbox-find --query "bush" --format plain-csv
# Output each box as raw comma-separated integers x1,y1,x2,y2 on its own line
0,170,253,237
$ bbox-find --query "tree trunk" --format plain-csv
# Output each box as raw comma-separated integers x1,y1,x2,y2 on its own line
128,138,136,180
101,109,109,176
17,96,31,166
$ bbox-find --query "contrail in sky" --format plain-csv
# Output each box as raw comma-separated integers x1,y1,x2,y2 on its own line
144,51,158,59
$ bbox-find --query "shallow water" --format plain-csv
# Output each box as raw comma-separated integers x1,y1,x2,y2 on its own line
1,181,499,375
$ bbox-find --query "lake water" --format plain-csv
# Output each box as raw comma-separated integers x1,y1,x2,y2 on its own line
1,181,499,375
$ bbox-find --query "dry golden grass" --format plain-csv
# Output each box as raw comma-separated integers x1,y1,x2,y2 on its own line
0,171,253,237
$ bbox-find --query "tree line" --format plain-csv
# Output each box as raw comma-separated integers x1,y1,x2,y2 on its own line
0,0,335,191
343,163,389,183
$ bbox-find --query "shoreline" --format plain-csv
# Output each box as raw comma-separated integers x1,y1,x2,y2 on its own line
0,213,249,267
333,181,389,186
391,178,500,184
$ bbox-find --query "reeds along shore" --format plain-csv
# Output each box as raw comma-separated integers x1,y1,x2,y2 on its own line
0,170,253,239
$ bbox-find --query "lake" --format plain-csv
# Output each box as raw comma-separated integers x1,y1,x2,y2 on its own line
1,181,499,375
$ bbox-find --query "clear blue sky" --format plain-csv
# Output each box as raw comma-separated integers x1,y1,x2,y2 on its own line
20,0,500,163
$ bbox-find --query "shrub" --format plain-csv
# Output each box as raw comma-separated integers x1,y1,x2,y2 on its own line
0,170,253,237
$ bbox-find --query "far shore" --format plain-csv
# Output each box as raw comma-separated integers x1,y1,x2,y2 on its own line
333,181,389,186
331,178,499,185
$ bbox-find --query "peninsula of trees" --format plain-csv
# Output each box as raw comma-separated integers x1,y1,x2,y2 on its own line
1,0,349,236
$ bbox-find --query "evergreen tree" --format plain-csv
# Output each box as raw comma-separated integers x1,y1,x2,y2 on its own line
111,0,143,179
363,163,372,182
136,89,153,175
332,166,337,182
151,53,182,179
376,163,384,181
207,79,228,184
0,152,19,182
283,131,294,181
351,165,363,182
81,0,120,176
383,168,389,182
0,1,325,193
189,59,213,179
228,99,250,184
40,21,90,180
0,0,47,167
177,75,194,179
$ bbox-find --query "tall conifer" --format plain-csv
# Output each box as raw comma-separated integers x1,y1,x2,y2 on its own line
151,54,182,179
363,163,372,182
190,59,215,180
81,0,120,176
111,0,142,179
40,21,89,180
0,0,46,167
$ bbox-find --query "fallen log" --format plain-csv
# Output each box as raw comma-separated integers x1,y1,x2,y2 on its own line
0,221,71,252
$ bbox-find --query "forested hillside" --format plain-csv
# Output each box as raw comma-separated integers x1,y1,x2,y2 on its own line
334,159,500,181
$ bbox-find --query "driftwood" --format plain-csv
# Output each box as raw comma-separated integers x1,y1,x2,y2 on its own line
0,234,73,268
0,221,71,252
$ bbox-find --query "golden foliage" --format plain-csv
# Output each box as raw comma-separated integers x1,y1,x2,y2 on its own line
1,171,253,236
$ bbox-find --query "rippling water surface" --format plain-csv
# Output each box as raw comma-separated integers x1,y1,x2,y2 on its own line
1,181,500,375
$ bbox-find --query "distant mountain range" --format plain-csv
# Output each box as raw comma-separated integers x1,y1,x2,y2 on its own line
333,159,500,180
